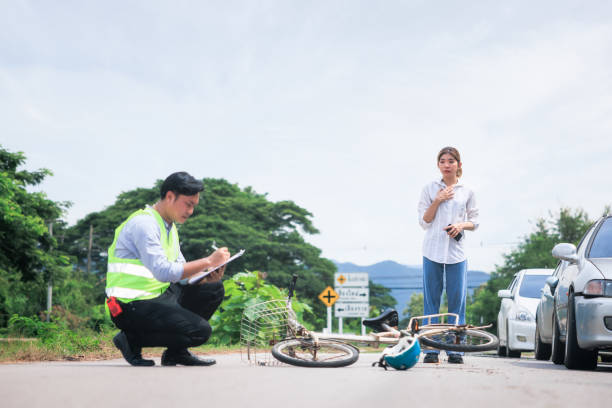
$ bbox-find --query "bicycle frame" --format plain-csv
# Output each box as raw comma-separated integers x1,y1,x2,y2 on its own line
287,290,466,348
282,275,493,352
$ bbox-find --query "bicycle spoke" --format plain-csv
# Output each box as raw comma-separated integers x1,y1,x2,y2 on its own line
288,344,353,362
272,339,360,367
418,328,498,352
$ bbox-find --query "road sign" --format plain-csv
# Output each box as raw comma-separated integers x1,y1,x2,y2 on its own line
336,287,369,302
334,272,369,324
334,302,369,317
318,286,339,307
335,272,369,287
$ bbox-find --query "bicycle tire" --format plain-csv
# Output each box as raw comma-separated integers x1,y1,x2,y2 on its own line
418,328,499,352
271,338,360,367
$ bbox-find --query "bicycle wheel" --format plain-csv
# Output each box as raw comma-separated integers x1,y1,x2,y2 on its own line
418,328,499,352
271,338,360,367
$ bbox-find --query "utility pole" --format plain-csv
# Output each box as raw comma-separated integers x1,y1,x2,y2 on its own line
46,223,53,322
87,224,93,273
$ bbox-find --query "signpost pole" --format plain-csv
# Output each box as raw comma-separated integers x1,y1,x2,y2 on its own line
339,317,343,334
326,306,332,333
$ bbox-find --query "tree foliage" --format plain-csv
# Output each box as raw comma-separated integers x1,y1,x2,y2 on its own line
0,146,74,326
369,281,396,312
402,293,424,321
467,208,596,330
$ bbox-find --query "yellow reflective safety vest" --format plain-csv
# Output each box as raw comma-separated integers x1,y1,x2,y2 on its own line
105,207,180,303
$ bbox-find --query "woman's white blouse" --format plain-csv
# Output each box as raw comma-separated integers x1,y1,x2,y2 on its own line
418,180,479,264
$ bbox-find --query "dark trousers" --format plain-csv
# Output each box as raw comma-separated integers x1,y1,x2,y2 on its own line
111,281,224,351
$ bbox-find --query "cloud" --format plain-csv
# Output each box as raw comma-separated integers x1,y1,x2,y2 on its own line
2,2,612,273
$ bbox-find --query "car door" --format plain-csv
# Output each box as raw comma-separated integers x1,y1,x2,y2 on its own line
540,261,566,341
499,274,519,344
555,221,599,336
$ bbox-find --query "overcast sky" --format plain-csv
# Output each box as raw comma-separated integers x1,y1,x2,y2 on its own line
2,1,611,272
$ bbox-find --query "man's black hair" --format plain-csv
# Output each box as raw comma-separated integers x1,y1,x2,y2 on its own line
160,172,204,199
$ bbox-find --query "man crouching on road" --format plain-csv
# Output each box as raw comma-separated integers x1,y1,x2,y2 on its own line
105,172,230,366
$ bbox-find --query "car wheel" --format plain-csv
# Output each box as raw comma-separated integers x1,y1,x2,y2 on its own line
551,306,565,365
506,321,521,358
534,318,552,360
564,291,598,370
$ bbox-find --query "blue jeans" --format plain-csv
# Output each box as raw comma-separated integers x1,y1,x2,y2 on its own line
422,256,467,355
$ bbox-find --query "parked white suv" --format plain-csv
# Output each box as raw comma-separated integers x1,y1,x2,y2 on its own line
497,268,553,358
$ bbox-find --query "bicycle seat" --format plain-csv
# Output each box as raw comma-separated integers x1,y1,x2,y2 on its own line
362,309,399,332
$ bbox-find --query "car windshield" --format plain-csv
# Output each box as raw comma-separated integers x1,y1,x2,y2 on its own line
589,217,612,258
518,275,549,298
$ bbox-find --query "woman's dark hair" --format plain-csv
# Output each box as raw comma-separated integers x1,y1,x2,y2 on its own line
437,146,462,178
160,172,204,199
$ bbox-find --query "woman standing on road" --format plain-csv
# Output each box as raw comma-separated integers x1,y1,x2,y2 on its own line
417,146,479,365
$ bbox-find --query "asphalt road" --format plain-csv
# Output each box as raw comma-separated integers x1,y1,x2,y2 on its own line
1,352,611,408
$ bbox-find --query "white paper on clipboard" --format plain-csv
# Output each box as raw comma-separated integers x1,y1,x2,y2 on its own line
188,249,245,285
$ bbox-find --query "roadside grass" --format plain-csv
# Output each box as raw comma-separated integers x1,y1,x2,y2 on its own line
0,329,117,363
0,331,242,364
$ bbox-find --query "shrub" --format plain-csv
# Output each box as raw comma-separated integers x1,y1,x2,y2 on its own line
209,271,312,345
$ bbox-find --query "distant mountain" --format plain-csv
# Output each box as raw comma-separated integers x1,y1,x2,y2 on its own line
335,260,422,278
333,260,490,317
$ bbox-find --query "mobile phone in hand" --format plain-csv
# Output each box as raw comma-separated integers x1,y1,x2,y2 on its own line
446,224,462,241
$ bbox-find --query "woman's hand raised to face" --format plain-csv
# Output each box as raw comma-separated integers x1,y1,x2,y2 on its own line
435,186,454,203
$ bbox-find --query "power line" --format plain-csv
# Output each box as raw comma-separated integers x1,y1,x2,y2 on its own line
384,285,483,290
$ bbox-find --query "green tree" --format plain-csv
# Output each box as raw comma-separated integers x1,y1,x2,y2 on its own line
369,281,396,312
467,207,595,331
60,186,159,277
398,292,424,328
0,146,72,326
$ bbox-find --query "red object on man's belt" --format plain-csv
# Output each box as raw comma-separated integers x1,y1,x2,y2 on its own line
106,296,123,317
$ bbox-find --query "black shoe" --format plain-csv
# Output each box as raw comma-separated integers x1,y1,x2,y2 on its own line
161,349,216,366
423,353,439,363
113,332,155,367
448,354,464,364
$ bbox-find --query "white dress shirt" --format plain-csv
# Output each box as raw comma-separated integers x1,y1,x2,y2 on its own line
417,179,479,264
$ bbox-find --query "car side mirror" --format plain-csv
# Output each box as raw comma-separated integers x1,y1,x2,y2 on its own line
497,289,513,299
552,243,578,263
545,276,559,292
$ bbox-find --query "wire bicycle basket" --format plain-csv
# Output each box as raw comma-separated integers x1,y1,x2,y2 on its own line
240,299,297,366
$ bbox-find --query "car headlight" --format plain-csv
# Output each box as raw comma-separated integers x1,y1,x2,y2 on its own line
514,308,533,322
583,280,612,297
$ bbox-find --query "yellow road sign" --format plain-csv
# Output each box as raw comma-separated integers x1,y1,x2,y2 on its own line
318,286,339,307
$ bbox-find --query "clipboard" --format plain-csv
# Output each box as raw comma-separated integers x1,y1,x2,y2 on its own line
188,249,246,285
